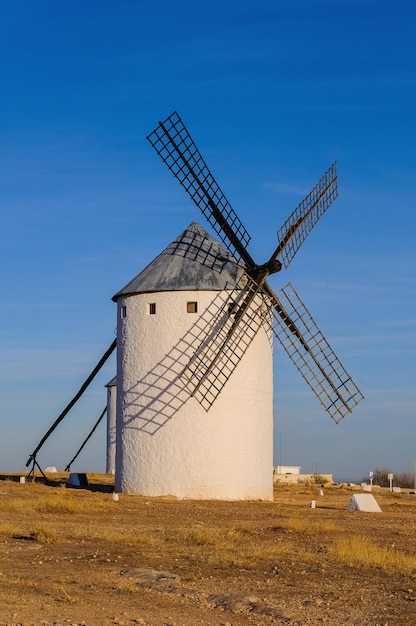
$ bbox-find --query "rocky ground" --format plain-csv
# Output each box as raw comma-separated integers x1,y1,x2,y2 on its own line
0,476,415,625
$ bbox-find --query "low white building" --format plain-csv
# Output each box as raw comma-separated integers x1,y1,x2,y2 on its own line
274,465,301,475
273,465,333,484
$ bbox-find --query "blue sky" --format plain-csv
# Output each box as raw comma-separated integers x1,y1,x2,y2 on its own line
1,0,415,481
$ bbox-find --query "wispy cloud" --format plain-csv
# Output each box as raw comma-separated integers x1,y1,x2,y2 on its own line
263,181,308,196
376,319,416,329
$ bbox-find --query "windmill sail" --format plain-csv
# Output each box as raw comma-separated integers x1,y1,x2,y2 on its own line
274,162,338,269
147,111,255,266
272,283,363,423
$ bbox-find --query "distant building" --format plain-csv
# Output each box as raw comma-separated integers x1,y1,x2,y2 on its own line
274,465,301,475
273,465,333,484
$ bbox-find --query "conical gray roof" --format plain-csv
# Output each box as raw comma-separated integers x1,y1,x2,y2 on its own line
113,221,245,300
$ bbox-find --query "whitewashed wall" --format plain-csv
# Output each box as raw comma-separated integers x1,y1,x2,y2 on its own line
115,289,273,500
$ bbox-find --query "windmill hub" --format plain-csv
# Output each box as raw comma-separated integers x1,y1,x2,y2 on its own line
248,259,282,281
268,258,283,275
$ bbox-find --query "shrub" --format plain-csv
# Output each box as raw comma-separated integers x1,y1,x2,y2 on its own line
29,525,60,543
312,474,327,485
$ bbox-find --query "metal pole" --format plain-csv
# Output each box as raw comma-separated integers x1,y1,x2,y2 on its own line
413,461,416,493
26,338,116,468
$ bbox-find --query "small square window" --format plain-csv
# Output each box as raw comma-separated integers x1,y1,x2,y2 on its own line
187,301,198,313
149,303,156,315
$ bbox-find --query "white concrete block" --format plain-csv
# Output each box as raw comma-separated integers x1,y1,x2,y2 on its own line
347,493,382,512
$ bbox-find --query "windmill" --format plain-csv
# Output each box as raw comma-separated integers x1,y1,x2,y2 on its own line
25,111,362,494
111,111,363,500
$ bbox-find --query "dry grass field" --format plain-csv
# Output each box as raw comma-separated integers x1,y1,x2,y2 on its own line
0,475,415,625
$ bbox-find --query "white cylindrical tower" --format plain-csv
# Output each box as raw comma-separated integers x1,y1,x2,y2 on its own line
113,222,273,500
105,376,117,474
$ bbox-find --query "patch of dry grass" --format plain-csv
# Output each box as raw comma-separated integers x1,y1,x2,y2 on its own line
184,526,229,546
0,495,33,514
178,524,293,569
0,521,18,535
0,574,32,586
275,513,344,534
29,525,61,543
34,490,111,515
331,535,416,574
34,492,86,514
70,525,163,547
0,483,111,516
56,584,78,603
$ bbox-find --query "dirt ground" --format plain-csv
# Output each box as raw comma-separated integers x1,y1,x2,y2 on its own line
0,475,415,626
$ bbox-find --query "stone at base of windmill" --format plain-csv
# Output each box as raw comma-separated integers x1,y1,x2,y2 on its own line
66,472,89,488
